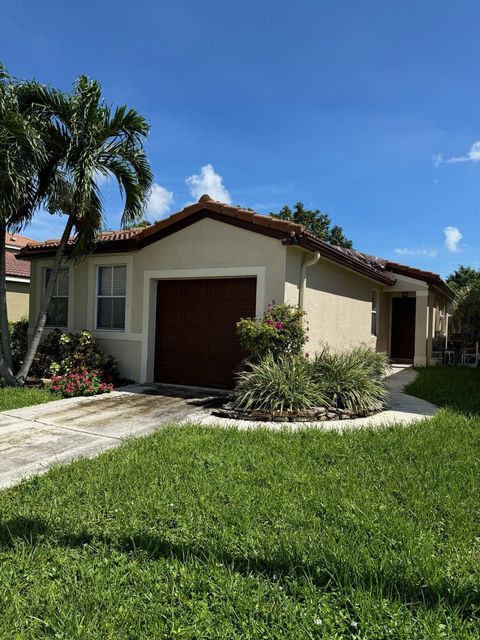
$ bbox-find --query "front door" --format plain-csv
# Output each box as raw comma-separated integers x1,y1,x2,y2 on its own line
391,297,416,361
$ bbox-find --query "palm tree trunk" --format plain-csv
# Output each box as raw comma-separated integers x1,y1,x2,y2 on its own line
15,215,75,383
0,221,16,384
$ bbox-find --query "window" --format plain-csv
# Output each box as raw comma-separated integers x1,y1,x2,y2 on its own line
371,290,379,337
45,268,69,328
97,265,126,330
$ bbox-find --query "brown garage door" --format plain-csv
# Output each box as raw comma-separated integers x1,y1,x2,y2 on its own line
154,278,256,388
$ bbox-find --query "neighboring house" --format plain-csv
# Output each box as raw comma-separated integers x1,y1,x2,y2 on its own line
5,233,37,322
18,195,454,388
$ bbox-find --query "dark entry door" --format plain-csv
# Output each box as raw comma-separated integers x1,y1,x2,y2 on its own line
391,297,416,361
154,278,256,388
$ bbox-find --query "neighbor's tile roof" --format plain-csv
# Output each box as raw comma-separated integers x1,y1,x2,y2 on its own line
6,250,30,278
5,233,38,250
17,195,452,294
26,227,145,251
5,233,37,278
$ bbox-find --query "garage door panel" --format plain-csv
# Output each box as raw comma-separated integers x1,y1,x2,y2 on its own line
157,280,183,304
207,336,236,359
183,313,213,333
184,280,208,305
183,334,208,358
205,367,234,387
235,280,259,302
156,334,183,358
154,278,256,388
207,314,236,334
159,308,185,329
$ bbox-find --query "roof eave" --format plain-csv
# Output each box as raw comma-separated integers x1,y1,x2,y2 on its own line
385,262,455,299
295,236,396,285
17,237,139,260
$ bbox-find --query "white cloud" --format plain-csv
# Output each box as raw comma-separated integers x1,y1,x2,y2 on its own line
395,247,438,258
443,226,463,252
185,164,231,204
435,141,480,165
145,183,174,219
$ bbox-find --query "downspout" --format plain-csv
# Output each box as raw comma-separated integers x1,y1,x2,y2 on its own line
299,251,321,310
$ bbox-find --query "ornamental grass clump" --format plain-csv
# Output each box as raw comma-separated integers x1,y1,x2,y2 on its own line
233,353,325,415
312,346,389,414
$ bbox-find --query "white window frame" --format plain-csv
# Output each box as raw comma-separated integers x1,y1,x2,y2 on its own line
87,254,134,339
95,264,127,332
371,289,379,337
43,266,70,329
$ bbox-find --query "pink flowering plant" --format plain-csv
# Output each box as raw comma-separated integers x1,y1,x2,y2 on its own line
236,303,307,361
50,369,114,398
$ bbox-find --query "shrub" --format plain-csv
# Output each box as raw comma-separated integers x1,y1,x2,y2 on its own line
32,330,118,381
233,353,325,414
312,346,389,413
236,303,307,360
8,318,28,371
50,370,113,398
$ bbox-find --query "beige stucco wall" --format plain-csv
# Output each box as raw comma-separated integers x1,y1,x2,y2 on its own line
6,280,30,322
28,218,287,381
129,218,287,334
285,247,382,354
94,338,142,382
28,218,449,381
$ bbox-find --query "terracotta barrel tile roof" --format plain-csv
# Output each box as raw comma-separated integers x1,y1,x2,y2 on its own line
5,233,38,250
16,194,452,294
6,250,30,278
27,227,144,252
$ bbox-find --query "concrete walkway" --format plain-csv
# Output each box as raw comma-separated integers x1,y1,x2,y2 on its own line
0,367,437,490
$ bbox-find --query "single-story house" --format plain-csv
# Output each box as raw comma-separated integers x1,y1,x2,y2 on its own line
5,233,37,322
18,195,454,388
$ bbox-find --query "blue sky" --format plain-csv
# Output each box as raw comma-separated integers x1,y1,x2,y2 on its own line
4,0,480,277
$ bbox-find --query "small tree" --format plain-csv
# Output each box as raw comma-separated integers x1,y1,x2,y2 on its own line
15,76,153,383
0,65,48,382
451,281,480,342
447,265,480,292
236,303,307,361
270,202,353,248
0,66,153,384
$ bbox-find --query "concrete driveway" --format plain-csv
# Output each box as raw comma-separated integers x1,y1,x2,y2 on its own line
0,385,225,490
0,367,437,490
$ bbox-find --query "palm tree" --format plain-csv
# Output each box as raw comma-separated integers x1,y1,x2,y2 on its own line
14,75,153,382
0,65,47,383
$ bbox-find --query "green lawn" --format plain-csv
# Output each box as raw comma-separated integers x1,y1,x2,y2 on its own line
405,365,480,415
1,369,480,638
0,385,57,412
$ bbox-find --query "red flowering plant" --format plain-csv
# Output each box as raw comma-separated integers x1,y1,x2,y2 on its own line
236,303,308,361
49,369,114,398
